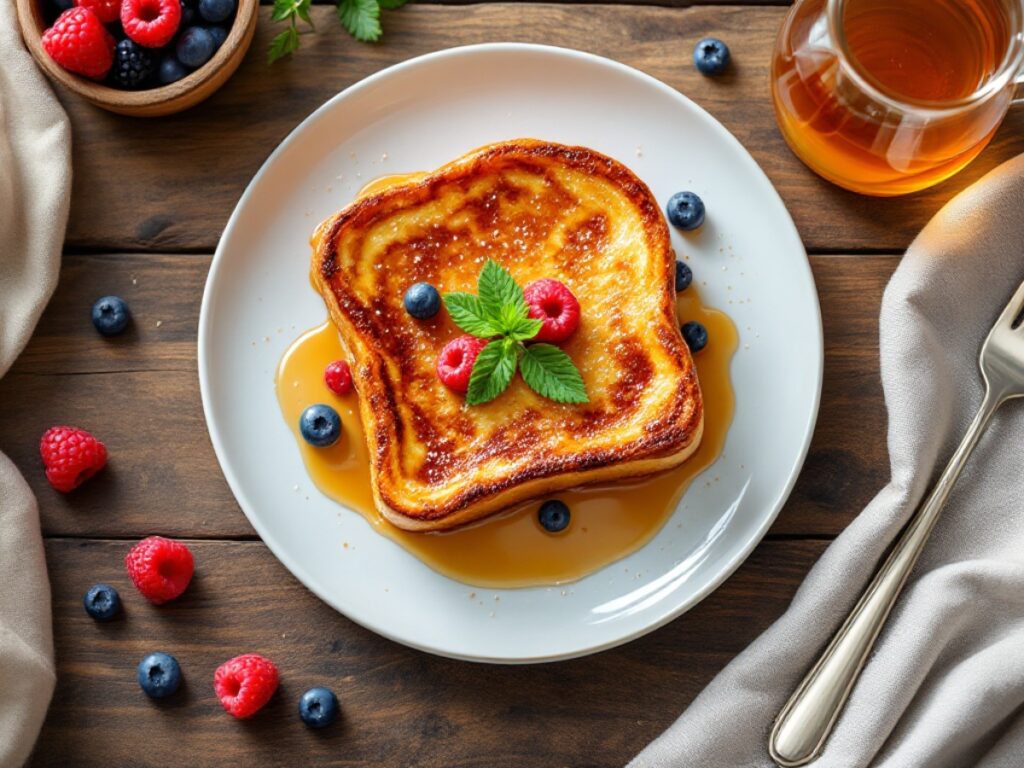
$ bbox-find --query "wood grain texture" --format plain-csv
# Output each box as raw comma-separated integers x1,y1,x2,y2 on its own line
0,253,893,538
30,537,824,767
59,4,1024,254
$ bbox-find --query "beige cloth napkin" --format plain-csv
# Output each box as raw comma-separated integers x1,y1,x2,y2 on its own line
631,156,1024,767
0,1,71,764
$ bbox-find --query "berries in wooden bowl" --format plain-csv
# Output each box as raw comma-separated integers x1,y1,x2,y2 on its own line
16,0,257,116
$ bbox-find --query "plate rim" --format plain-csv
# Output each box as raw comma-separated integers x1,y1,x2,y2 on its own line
197,42,824,663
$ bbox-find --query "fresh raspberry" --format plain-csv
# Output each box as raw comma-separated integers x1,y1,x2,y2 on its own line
74,0,119,24
436,336,487,394
523,279,581,343
214,654,279,718
125,536,194,604
41,8,115,80
121,0,181,48
39,426,108,492
324,360,353,395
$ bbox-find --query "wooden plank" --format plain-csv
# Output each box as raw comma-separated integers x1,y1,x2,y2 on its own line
30,537,823,767
0,252,892,538
58,4,1024,254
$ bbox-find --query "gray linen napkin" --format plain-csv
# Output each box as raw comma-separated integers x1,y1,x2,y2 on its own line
631,155,1024,768
0,1,71,764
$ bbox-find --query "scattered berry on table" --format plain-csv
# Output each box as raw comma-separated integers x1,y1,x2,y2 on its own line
83,583,121,621
41,7,116,80
299,687,339,729
125,535,194,604
157,54,187,84
91,295,130,335
121,0,181,48
538,499,571,533
436,335,487,394
675,260,693,292
74,0,119,24
111,39,155,89
681,320,708,353
523,279,581,343
324,360,353,396
214,654,279,718
137,651,182,698
403,282,441,320
39,426,107,493
207,25,227,49
299,404,342,447
198,0,233,23
666,191,705,231
693,37,731,76
175,26,215,68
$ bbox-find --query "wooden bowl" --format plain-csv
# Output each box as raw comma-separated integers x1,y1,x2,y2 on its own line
15,0,258,117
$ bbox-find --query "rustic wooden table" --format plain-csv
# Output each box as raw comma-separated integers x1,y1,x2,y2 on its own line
6,2,1024,765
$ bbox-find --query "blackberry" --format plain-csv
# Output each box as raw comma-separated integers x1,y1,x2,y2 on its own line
111,39,155,89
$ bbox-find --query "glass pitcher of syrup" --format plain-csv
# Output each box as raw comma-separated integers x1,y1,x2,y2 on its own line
771,0,1024,196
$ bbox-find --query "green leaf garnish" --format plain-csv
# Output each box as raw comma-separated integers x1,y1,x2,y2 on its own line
506,315,544,342
520,344,589,404
337,0,382,42
443,260,588,406
478,260,529,327
466,339,519,406
443,292,502,338
267,26,301,64
376,0,408,8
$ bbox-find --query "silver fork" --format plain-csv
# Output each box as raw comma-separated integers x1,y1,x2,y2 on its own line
769,278,1024,767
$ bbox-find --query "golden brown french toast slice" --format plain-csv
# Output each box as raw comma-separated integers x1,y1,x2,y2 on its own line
312,140,703,531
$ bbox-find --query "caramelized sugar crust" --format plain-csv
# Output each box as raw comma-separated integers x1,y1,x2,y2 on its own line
312,140,703,531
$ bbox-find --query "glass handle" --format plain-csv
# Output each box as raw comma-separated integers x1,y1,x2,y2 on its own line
1014,69,1024,105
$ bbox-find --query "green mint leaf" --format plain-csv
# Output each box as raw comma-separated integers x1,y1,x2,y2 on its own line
377,0,408,8
337,0,382,42
477,259,528,328
520,344,588,404
267,26,300,64
506,316,543,342
271,0,295,22
466,340,518,406
295,0,314,27
443,292,502,338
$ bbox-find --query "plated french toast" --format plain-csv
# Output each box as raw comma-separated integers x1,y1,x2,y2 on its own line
311,139,703,531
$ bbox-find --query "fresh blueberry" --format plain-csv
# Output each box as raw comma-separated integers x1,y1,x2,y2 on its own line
208,25,228,50
681,320,708,353
158,55,188,85
180,0,195,26
300,404,341,447
175,27,216,69
91,296,130,336
538,500,570,533
403,283,441,320
693,37,731,76
198,0,234,23
675,260,693,292
111,39,155,90
137,652,182,699
666,191,705,231
299,687,339,729
83,584,121,621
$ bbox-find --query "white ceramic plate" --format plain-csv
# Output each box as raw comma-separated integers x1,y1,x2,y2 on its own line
199,44,822,663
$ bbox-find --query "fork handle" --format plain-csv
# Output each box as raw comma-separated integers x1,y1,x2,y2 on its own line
768,388,1003,767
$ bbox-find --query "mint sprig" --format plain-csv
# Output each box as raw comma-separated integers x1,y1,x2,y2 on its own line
443,260,588,406
269,0,409,63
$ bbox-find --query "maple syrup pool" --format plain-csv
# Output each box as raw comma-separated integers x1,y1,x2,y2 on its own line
276,291,735,589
